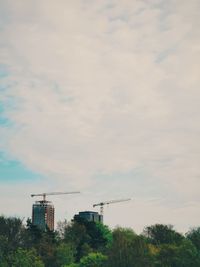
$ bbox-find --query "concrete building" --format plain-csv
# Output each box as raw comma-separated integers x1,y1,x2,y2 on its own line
74,211,103,223
32,200,54,231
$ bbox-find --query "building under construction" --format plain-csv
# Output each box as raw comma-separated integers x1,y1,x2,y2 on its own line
31,192,130,230
32,200,54,231
31,191,80,231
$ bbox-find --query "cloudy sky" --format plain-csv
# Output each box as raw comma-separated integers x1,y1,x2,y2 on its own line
0,0,200,233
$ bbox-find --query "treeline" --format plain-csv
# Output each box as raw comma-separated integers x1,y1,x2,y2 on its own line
0,215,200,267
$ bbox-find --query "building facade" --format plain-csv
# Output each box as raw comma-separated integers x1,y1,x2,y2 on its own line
74,211,103,223
32,200,54,231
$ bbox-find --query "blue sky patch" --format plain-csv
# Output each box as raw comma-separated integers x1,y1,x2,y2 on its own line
0,64,9,78
0,153,43,183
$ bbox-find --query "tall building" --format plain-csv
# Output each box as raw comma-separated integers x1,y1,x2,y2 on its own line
32,200,54,231
74,211,103,223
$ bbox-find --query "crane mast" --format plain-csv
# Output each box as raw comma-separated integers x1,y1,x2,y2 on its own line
93,198,131,215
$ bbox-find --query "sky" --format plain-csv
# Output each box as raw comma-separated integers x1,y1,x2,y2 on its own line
0,0,200,234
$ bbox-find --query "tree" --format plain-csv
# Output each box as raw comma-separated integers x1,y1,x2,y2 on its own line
107,227,136,267
143,224,184,245
36,229,57,267
73,217,112,250
56,219,68,240
64,264,79,267
64,220,90,260
1,214,200,267
186,227,200,251
155,239,200,267
23,219,59,267
64,219,112,261
55,243,76,267
107,227,153,267
79,252,107,267
9,248,44,267
131,236,154,267
0,236,9,267
0,216,24,251
155,244,179,267
94,222,112,249
177,239,200,267
23,219,43,249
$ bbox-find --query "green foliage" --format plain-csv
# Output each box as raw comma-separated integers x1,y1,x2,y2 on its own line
0,235,9,256
78,243,93,258
155,244,180,267
55,243,75,267
79,252,107,267
155,239,200,267
24,218,43,248
64,220,90,260
24,220,60,266
107,227,153,267
93,222,113,249
177,239,200,267
1,215,200,267
0,215,24,251
186,227,200,251
64,218,112,261
36,230,57,267
73,217,112,250
10,248,44,267
83,221,111,250
143,224,184,245
64,264,79,267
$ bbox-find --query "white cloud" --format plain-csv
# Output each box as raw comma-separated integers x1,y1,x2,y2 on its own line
0,0,200,231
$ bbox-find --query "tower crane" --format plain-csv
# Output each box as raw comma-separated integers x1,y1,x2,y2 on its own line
31,191,80,202
31,191,80,231
93,198,131,216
